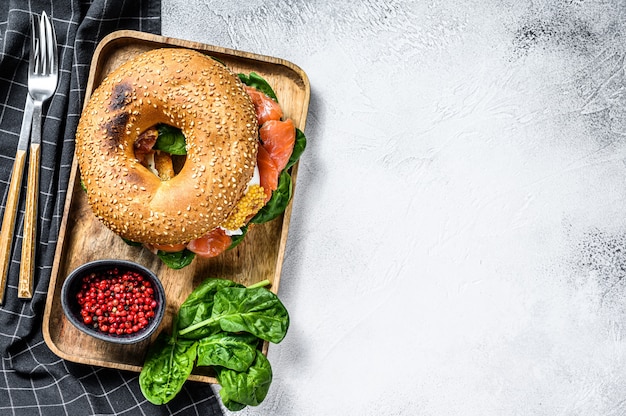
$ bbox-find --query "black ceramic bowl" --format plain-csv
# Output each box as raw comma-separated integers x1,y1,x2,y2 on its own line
61,259,166,344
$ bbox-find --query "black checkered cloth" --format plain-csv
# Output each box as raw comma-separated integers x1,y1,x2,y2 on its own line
0,1,223,414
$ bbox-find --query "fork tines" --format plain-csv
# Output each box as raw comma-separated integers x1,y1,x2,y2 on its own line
30,12,57,77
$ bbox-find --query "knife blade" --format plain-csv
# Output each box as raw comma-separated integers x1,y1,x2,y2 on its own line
17,94,34,151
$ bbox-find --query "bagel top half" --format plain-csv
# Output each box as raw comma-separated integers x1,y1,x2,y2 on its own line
75,48,259,245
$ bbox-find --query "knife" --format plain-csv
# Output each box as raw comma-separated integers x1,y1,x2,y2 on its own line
18,94,35,151
0,93,34,304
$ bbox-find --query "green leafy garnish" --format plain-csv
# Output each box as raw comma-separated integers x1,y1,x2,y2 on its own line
285,128,306,170
155,124,187,155
122,237,142,247
228,225,248,251
210,56,226,66
157,249,196,270
238,72,278,102
251,170,292,225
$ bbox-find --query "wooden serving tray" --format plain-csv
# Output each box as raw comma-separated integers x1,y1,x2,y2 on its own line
42,30,310,384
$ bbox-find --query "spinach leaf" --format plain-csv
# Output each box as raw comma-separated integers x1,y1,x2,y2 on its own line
210,56,226,66
177,278,243,340
250,170,292,225
139,280,289,408
139,333,198,405
177,286,289,343
221,398,247,412
227,225,248,250
238,72,278,102
197,333,258,371
212,287,289,343
157,249,196,270
284,128,306,170
122,237,142,247
155,124,187,155
217,352,273,409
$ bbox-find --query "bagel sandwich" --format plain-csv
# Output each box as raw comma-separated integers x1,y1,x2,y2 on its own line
75,48,306,269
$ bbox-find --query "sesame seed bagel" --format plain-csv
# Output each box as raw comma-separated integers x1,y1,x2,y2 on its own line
75,48,259,245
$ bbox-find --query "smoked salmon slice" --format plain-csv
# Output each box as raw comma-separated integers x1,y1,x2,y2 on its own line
245,86,283,126
256,144,279,203
260,119,296,172
187,228,232,258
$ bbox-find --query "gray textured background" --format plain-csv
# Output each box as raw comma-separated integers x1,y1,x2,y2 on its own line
164,1,626,414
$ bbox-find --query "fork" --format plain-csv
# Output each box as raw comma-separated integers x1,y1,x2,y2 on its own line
18,11,58,299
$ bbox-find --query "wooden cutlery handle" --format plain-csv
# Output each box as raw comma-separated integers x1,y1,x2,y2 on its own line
0,150,27,304
18,144,40,299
